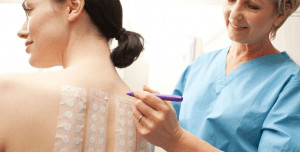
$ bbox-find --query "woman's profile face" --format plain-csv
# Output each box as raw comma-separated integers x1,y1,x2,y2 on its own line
17,0,69,68
223,0,282,44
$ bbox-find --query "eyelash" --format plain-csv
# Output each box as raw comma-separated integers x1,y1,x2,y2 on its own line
24,8,32,16
227,0,260,10
248,4,260,10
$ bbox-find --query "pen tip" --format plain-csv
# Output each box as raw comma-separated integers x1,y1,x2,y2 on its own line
126,92,134,96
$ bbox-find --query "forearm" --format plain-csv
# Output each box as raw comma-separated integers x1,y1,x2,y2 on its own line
164,129,223,152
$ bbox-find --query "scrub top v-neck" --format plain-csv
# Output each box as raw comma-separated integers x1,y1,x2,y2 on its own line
172,46,300,151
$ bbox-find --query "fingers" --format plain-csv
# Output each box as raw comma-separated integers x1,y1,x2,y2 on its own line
143,85,160,94
133,110,148,135
143,85,173,107
133,97,159,118
133,92,171,132
133,108,145,126
133,109,153,128
133,90,169,112
132,87,184,149
133,106,157,136
166,101,173,107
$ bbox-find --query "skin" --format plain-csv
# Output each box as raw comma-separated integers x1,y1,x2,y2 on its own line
20,0,69,68
133,0,289,151
0,0,130,151
223,0,286,75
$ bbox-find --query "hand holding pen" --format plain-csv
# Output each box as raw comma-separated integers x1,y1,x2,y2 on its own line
131,86,184,150
127,92,183,102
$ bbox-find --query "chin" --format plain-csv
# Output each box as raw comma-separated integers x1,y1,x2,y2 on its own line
231,39,248,44
228,35,250,44
29,58,59,69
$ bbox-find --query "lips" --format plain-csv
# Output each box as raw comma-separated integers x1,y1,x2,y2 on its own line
230,22,248,29
25,41,33,46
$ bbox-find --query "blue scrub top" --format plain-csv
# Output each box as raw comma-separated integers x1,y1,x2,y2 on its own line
172,46,300,151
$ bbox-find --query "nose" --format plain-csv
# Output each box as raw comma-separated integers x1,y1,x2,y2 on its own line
17,21,29,39
229,1,244,21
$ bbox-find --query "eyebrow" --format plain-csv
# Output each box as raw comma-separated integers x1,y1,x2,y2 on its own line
250,0,264,5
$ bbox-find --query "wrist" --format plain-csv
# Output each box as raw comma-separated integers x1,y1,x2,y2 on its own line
163,128,185,152
163,129,223,152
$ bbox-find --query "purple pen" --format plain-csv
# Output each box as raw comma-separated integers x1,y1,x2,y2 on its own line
126,92,183,102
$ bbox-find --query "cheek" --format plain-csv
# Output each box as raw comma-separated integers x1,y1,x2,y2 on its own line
28,15,44,38
249,16,274,32
223,8,228,18
222,2,230,17
30,14,67,44
222,8,230,25
29,15,67,63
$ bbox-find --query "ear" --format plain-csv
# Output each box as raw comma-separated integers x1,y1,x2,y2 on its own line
67,0,85,22
273,3,291,27
273,13,287,27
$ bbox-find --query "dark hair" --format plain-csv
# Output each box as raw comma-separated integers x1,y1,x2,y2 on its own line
55,0,144,68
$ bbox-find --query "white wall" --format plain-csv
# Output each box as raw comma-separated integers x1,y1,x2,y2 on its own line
272,9,300,64
121,0,231,95
0,3,39,75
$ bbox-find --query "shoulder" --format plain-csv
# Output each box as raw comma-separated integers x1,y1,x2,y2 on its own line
274,53,300,89
0,72,62,98
0,72,61,146
0,71,61,109
282,68,300,90
0,73,39,102
0,71,67,112
266,56,300,100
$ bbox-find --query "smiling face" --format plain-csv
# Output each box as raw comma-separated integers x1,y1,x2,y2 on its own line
17,0,69,68
223,0,283,44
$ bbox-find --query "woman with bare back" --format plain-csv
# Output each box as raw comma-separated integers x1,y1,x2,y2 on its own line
0,0,154,151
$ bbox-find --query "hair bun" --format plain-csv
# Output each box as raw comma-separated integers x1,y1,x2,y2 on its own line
111,31,144,68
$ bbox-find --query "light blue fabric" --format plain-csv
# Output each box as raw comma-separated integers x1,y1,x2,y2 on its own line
172,46,300,152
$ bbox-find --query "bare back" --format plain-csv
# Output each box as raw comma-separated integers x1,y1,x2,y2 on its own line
0,66,153,152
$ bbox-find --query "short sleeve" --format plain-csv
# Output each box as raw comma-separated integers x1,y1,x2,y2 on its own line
258,84,300,152
172,65,191,119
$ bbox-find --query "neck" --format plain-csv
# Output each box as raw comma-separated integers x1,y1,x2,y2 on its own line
62,34,113,69
225,37,279,76
228,37,279,61
60,14,115,70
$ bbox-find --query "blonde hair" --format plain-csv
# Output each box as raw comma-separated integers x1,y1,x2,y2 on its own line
270,0,300,40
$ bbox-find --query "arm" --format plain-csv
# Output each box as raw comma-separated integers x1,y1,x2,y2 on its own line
0,75,15,151
0,74,42,151
258,84,300,151
166,129,222,152
132,86,222,152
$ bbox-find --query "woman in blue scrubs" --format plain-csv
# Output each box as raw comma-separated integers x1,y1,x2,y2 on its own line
132,0,300,151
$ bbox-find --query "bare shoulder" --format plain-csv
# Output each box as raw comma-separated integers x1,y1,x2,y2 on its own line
0,72,62,102
0,72,62,151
